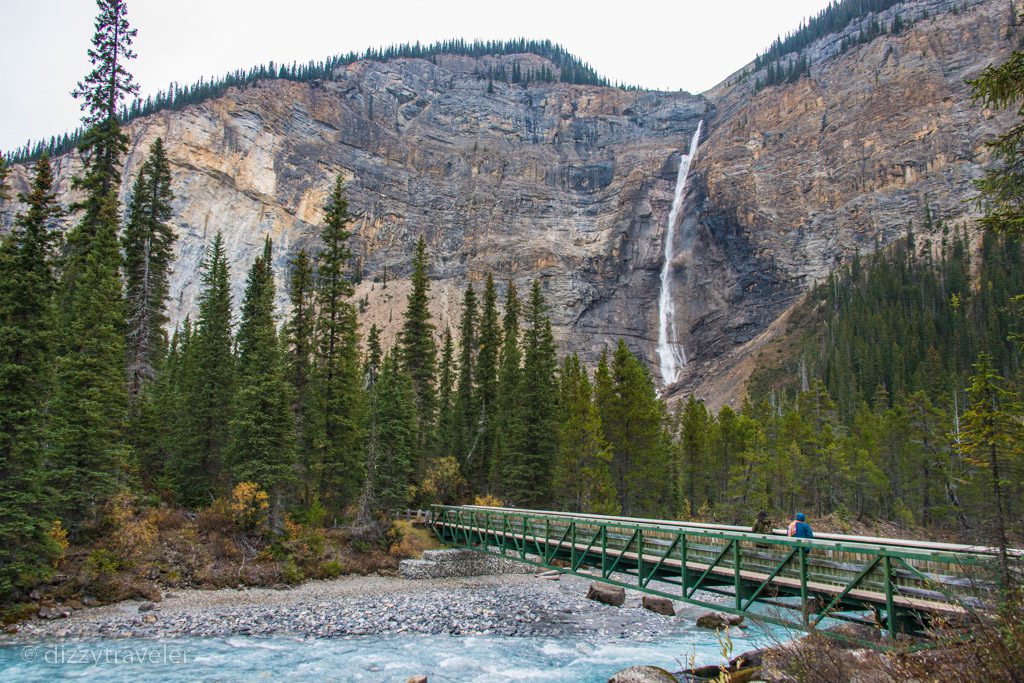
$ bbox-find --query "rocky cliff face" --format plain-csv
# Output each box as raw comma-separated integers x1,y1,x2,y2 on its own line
3,0,1016,406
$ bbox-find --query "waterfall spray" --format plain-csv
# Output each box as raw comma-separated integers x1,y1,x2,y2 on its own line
656,120,702,386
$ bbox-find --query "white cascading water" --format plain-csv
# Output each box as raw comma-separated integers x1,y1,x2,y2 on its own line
656,120,702,386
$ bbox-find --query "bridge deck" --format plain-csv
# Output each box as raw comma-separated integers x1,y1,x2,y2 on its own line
430,505,1005,646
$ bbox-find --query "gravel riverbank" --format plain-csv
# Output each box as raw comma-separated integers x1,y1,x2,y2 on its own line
3,572,722,643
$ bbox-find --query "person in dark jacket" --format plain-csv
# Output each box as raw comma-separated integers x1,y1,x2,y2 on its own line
787,512,813,539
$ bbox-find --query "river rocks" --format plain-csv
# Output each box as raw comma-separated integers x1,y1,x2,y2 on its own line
399,549,536,579
695,612,743,630
587,583,626,607
138,602,156,612
641,596,675,616
406,676,428,683
607,665,679,682
37,606,70,620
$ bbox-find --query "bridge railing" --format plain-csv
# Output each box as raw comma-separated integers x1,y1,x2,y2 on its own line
430,504,1004,643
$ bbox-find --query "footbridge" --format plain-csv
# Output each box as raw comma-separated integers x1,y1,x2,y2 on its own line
430,505,1012,646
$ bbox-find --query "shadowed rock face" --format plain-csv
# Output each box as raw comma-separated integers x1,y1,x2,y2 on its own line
2,0,1015,404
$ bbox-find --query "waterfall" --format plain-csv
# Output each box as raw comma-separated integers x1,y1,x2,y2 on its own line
656,120,702,386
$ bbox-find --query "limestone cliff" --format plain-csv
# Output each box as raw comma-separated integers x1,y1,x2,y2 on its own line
2,0,1016,406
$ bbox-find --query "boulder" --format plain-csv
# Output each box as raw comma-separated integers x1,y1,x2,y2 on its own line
695,612,743,630
727,667,762,683
143,614,158,624
729,649,764,669
406,677,428,683
587,583,626,607
138,602,156,612
687,664,723,679
641,595,675,616
607,665,678,682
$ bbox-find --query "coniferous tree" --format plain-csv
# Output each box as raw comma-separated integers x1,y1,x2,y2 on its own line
474,273,500,490
598,340,670,516
313,177,365,516
52,0,139,527
455,283,478,470
0,156,63,598
958,353,1023,582
229,237,296,532
968,47,1024,236
172,233,233,506
284,248,316,508
399,235,437,470
133,323,183,491
511,280,558,506
364,323,382,389
123,137,176,402
494,281,523,493
435,326,458,459
677,395,711,517
356,352,416,528
552,354,618,514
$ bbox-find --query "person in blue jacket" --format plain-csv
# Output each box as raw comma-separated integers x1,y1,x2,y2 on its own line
787,512,813,539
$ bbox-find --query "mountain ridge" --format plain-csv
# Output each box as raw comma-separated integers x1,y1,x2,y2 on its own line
2,0,1014,407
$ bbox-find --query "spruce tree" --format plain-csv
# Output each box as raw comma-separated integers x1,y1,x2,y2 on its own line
435,326,458,459
552,354,618,514
284,248,316,508
678,396,711,517
968,49,1024,236
365,323,382,389
399,235,437,469
494,281,523,493
958,353,1023,583
474,273,500,490
455,283,477,470
511,280,558,506
0,155,63,598
173,233,233,506
133,324,182,491
123,137,176,402
355,352,416,528
313,177,365,515
229,237,297,531
52,0,139,528
598,340,670,516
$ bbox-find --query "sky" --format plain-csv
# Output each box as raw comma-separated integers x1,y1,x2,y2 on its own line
0,0,833,153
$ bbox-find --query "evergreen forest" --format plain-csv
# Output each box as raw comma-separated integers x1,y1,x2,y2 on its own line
0,0,1021,618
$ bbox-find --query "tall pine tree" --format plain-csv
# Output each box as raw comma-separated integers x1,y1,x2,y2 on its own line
313,177,365,516
510,280,558,506
552,354,618,514
52,0,139,527
454,283,478,472
123,137,176,402
494,281,523,494
474,273,500,490
355,352,416,530
229,237,297,532
0,156,63,598
284,248,316,509
172,233,233,506
399,235,437,471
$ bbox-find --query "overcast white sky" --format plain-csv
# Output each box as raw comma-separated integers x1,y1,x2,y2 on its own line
0,0,832,153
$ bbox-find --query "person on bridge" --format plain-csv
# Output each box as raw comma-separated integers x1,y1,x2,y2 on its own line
787,513,813,539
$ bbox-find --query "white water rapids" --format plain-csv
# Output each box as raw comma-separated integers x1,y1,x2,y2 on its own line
656,120,702,386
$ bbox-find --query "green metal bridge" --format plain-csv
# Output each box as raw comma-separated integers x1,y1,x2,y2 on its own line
430,505,1011,646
